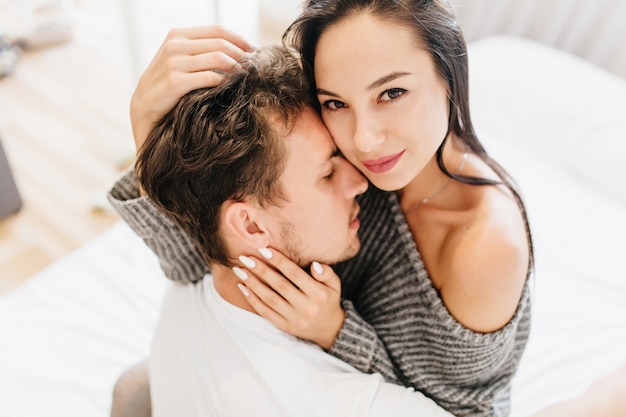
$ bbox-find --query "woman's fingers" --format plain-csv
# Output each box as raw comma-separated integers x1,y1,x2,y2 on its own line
130,25,253,153
256,248,341,296
256,248,321,294
237,281,287,327
234,265,308,331
234,255,306,314
238,256,305,301
173,68,226,90
182,37,249,61
168,25,256,52
309,261,341,293
163,38,247,71
181,50,241,76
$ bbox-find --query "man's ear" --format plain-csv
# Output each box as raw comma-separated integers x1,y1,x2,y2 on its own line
221,200,270,249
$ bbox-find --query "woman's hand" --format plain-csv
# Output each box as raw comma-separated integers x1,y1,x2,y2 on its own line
234,248,345,350
130,25,255,153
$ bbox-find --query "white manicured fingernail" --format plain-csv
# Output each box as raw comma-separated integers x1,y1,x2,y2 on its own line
233,266,248,280
312,261,323,275
258,248,273,259
239,255,256,268
237,283,250,296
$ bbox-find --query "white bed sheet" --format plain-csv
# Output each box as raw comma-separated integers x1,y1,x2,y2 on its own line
482,134,626,417
0,223,167,417
469,36,626,417
1,36,625,417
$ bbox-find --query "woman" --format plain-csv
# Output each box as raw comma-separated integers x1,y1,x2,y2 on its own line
240,2,532,416
116,1,531,416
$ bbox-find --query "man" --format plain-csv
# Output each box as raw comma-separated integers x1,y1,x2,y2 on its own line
112,45,452,416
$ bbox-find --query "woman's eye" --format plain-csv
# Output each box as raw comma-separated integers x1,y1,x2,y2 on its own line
380,88,406,101
324,170,335,180
322,100,345,110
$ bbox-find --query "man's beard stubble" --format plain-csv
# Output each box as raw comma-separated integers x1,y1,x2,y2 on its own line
278,219,360,271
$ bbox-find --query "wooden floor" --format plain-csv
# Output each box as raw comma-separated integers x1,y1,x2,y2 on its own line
0,0,283,296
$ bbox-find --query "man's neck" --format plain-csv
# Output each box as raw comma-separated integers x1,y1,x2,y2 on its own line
210,263,257,314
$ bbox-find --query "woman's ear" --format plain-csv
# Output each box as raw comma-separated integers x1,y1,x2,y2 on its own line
221,200,270,249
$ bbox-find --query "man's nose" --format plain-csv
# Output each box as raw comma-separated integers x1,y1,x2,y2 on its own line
343,160,368,197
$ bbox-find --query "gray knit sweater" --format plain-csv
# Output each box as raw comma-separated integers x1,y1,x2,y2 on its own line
109,171,531,417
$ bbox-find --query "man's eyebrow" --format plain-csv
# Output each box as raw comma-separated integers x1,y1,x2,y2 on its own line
319,148,340,168
317,72,411,97
329,148,342,164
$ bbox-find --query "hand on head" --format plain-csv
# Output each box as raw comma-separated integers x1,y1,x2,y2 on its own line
130,25,255,153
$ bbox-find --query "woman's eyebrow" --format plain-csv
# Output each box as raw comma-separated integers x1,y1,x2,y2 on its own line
317,87,338,97
366,71,411,91
317,71,411,97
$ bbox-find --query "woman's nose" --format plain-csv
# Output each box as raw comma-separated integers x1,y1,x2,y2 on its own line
352,114,385,154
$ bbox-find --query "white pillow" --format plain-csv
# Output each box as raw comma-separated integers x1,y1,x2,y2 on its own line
468,35,626,207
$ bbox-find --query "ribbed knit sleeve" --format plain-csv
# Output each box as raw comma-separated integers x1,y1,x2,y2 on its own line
329,299,402,385
107,170,208,284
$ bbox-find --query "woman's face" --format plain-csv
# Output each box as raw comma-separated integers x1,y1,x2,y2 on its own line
314,13,450,191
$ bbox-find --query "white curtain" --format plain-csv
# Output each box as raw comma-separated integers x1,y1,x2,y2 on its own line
452,0,626,79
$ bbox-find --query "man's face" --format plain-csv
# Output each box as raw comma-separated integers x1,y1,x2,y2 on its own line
264,107,368,267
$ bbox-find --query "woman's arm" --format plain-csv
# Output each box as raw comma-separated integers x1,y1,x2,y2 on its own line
332,300,403,384
108,170,207,283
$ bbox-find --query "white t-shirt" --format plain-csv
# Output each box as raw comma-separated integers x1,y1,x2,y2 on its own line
150,275,454,417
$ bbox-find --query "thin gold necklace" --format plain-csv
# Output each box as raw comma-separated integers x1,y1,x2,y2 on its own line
404,151,468,215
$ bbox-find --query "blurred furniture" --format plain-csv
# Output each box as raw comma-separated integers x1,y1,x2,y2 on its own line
0,0,132,295
0,135,22,220
0,36,20,77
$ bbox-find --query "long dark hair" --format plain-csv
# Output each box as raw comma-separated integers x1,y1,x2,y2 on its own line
284,0,534,270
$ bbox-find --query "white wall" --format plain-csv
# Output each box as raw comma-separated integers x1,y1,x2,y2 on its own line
260,0,301,24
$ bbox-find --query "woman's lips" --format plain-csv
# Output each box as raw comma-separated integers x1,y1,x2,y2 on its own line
361,151,404,174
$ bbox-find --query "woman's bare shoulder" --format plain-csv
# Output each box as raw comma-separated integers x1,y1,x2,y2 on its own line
438,184,530,333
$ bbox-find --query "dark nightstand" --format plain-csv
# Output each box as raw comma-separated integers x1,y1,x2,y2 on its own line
0,136,22,220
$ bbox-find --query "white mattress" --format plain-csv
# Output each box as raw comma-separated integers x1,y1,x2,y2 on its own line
1,36,625,417
0,223,167,416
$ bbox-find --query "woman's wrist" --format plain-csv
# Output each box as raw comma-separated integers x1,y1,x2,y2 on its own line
318,307,346,351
